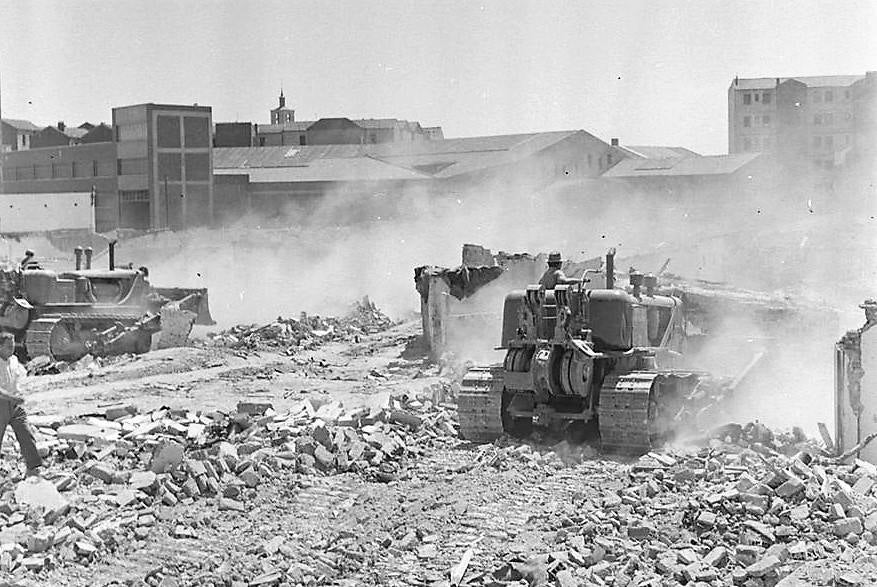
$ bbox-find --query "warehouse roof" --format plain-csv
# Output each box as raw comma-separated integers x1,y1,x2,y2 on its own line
602,153,762,178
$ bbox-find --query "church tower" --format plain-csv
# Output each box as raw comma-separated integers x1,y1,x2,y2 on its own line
270,88,295,125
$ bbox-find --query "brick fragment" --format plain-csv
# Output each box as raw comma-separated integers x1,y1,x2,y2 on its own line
833,516,864,536
746,555,781,578
219,497,245,512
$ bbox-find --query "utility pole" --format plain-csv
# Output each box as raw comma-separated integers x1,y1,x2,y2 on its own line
164,175,169,230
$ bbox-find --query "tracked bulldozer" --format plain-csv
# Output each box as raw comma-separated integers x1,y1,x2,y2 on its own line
457,249,728,454
0,242,214,362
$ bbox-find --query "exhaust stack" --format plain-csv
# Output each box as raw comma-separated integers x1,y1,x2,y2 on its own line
605,248,616,289
108,241,116,271
644,273,657,296
629,271,643,298
84,247,93,270
74,247,83,270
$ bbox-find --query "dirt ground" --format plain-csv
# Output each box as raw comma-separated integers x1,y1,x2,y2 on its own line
2,318,876,587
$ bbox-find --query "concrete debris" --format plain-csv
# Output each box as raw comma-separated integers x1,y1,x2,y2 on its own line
0,390,457,577
206,297,393,352
474,427,877,587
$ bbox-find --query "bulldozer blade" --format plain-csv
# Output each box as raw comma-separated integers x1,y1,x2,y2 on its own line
154,287,216,326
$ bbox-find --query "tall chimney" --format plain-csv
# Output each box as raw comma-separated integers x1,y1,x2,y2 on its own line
84,246,93,269
57,121,65,132
605,248,616,289
74,246,83,270
611,138,619,146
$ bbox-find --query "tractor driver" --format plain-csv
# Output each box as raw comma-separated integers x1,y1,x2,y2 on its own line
539,251,577,290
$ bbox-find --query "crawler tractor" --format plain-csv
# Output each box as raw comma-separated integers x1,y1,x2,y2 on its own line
458,249,711,453
0,242,214,361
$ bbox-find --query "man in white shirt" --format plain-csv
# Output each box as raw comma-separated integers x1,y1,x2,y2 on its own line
0,332,42,476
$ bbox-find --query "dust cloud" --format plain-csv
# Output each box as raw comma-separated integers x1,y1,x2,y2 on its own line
109,155,875,434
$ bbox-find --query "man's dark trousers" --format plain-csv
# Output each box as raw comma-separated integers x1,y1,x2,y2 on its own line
0,399,42,470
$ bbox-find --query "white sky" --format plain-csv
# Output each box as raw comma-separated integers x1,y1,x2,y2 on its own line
1,0,875,154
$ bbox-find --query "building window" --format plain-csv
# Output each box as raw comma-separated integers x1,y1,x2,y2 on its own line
825,135,834,149
587,154,593,168
117,157,148,175
814,114,821,125
763,137,771,150
184,117,210,148
117,122,147,142
157,115,181,148
824,113,833,125
259,137,266,146
754,93,760,102
813,136,822,148
813,92,822,103
185,153,210,181
751,137,760,150
299,135,306,146
743,138,752,151
825,90,833,102
743,116,751,128
845,90,851,100
120,190,150,203
763,115,771,126
158,153,183,180
763,92,772,104
53,162,72,179
743,93,751,105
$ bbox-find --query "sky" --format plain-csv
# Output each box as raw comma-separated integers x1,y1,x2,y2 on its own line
0,0,875,155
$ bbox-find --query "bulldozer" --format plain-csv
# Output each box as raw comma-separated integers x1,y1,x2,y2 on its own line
0,241,214,362
457,249,729,454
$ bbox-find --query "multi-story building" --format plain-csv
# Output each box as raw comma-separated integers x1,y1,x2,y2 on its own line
728,73,871,168
113,103,214,229
2,103,214,232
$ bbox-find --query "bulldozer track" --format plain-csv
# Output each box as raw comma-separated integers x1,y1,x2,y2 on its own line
457,366,505,442
598,370,698,454
24,317,61,359
598,372,657,453
25,310,149,360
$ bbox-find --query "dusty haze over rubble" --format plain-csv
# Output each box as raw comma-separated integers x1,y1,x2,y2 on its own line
37,157,875,434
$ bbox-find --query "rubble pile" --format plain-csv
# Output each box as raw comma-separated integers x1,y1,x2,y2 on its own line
0,392,456,578
207,297,394,352
478,429,877,586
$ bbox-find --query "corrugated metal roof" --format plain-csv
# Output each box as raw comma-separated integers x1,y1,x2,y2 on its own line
215,130,593,182
371,130,579,158
619,145,700,159
371,130,585,178
214,145,366,168
733,75,866,90
1,118,41,132
215,157,429,182
602,153,762,178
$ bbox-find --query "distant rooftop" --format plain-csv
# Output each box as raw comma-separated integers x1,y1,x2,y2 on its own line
732,75,866,91
1,118,41,132
602,153,762,178
617,145,700,159
215,130,593,182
